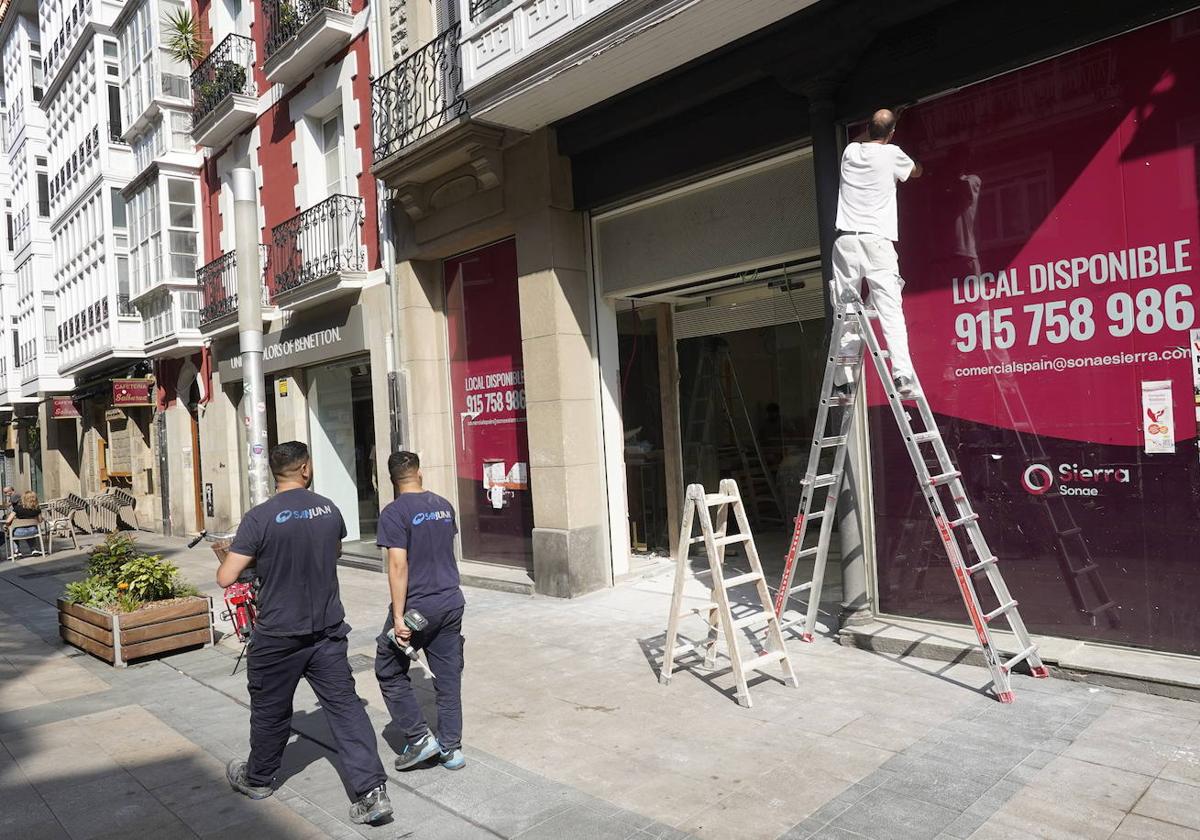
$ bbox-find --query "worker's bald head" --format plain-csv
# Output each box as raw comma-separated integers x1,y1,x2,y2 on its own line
868,109,897,141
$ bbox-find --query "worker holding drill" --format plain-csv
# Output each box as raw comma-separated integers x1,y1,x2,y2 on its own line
832,107,924,398
374,451,467,771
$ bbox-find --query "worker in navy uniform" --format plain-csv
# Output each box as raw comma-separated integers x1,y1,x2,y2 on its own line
218,441,392,825
374,451,467,771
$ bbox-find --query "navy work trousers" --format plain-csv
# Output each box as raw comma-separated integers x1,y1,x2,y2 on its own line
374,607,464,751
246,622,387,798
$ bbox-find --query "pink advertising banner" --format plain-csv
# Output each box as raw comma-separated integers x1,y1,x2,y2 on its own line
872,11,1200,654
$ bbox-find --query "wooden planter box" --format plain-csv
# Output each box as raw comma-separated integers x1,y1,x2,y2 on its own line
58,596,214,667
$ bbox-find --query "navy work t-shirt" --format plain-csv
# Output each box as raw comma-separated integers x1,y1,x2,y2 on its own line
229,488,347,637
376,490,465,616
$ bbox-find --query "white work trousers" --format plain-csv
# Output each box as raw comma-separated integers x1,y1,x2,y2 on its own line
831,233,915,385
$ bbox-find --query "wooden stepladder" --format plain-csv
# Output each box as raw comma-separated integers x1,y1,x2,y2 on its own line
660,479,799,707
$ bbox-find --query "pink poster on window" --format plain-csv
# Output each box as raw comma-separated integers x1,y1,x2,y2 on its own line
871,12,1200,654
445,239,534,569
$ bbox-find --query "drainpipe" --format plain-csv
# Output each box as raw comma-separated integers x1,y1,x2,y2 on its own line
368,0,407,453
233,168,270,505
807,82,873,629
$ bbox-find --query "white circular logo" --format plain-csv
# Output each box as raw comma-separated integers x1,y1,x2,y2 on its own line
1021,463,1054,495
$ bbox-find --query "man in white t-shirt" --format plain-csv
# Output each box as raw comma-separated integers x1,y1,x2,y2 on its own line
832,108,924,397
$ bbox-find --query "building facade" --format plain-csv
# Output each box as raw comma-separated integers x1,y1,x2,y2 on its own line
372,0,1200,668
190,0,394,555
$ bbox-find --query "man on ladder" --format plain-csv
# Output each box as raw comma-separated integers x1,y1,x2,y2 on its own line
774,108,1049,704
832,108,923,397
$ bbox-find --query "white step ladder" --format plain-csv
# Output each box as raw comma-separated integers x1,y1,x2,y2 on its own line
774,300,1048,703
661,479,799,708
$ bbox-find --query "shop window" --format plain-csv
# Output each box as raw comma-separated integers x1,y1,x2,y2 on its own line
445,239,533,569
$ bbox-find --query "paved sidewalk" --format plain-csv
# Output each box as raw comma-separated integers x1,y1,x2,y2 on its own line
1,534,1198,839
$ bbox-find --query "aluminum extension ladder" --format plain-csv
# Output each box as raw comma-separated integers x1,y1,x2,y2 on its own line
773,300,1048,703
661,479,799,707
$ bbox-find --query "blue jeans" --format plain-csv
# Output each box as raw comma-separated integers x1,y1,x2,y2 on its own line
12,525,38,555
375,607,465,751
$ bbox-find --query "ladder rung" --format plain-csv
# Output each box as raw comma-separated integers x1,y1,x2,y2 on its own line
722,571,762,589
742,650,787,675
819,435,848,447
965,556,998,575
731,610,774,630
795,547,820,560
984,600,1018,623
928,471,961,486
805,511,826,521
803,473,838,488
788,581,813,595
1002,644,1038,673
689,533,751,547
677,602,717,619
704,494,739,506
670,643,699,659
1070,563,1100,576
949,513,979,529
1059,527,1083,538
1090,600,1118,615
912,431,941,443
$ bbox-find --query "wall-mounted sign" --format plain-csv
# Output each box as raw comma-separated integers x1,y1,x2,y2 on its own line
51,397,81,419
112,378,155,407
278,379,289,398
215,305,367,382
105,408,125,422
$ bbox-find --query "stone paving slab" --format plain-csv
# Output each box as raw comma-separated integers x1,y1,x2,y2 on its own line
2,535,1200,839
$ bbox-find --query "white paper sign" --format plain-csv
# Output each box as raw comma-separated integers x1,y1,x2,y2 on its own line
1190,328,1200,423
1141,380,1175,454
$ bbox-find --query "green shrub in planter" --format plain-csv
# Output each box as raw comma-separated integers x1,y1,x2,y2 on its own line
64,534,197,613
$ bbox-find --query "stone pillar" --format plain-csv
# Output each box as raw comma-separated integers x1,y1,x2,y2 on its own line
808,84,873,628
511,133,609,597
395,259,456,500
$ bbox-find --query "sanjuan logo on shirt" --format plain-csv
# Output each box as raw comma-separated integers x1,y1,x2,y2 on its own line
412,510,453,526
275,504,334,524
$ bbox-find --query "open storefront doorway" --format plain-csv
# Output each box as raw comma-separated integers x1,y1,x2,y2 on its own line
616,275,828,574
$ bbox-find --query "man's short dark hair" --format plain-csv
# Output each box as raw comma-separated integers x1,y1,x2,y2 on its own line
868,110,897,140
389,451,420,484
270,441,309,477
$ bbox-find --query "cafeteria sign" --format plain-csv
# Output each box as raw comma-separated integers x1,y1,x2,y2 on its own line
51,397,81,419
112,378,154,407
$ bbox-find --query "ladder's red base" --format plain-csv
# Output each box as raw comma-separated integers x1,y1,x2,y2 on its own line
1031,666,1050,679
800,633,814,643
997,691,1016,704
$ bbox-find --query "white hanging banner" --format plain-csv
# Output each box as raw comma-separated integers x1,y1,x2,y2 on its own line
1141,380,1175,454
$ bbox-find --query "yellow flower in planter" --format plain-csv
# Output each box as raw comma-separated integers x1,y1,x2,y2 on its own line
117,582,129,591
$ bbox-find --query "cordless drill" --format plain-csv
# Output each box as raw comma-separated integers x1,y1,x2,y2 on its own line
387,608,429,661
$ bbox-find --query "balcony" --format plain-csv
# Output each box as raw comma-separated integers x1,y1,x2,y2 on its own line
371,26,504,224
191,35,257,148
458,0,819,130
372,24,468,162
267,195,366,310
262,0,354,88
197,246,275,335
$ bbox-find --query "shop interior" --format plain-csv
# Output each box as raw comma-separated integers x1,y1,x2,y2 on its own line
617,262,829,570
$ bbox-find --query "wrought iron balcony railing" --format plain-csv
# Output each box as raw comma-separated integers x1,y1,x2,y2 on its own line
198,246,273,326
191,35,256,126
468,0,510,21
372,24,466,161
263,0,349,60
268,195,365,295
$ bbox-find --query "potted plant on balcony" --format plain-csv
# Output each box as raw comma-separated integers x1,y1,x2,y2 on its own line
162,7,205,66
58,533,214,667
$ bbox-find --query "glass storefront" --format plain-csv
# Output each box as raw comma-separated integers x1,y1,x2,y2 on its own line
873,11,1200,655
445,239,534,569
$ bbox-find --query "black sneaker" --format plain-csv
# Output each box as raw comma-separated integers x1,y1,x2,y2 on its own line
226,759,273,800
394,731,441,770
349,785,393,825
